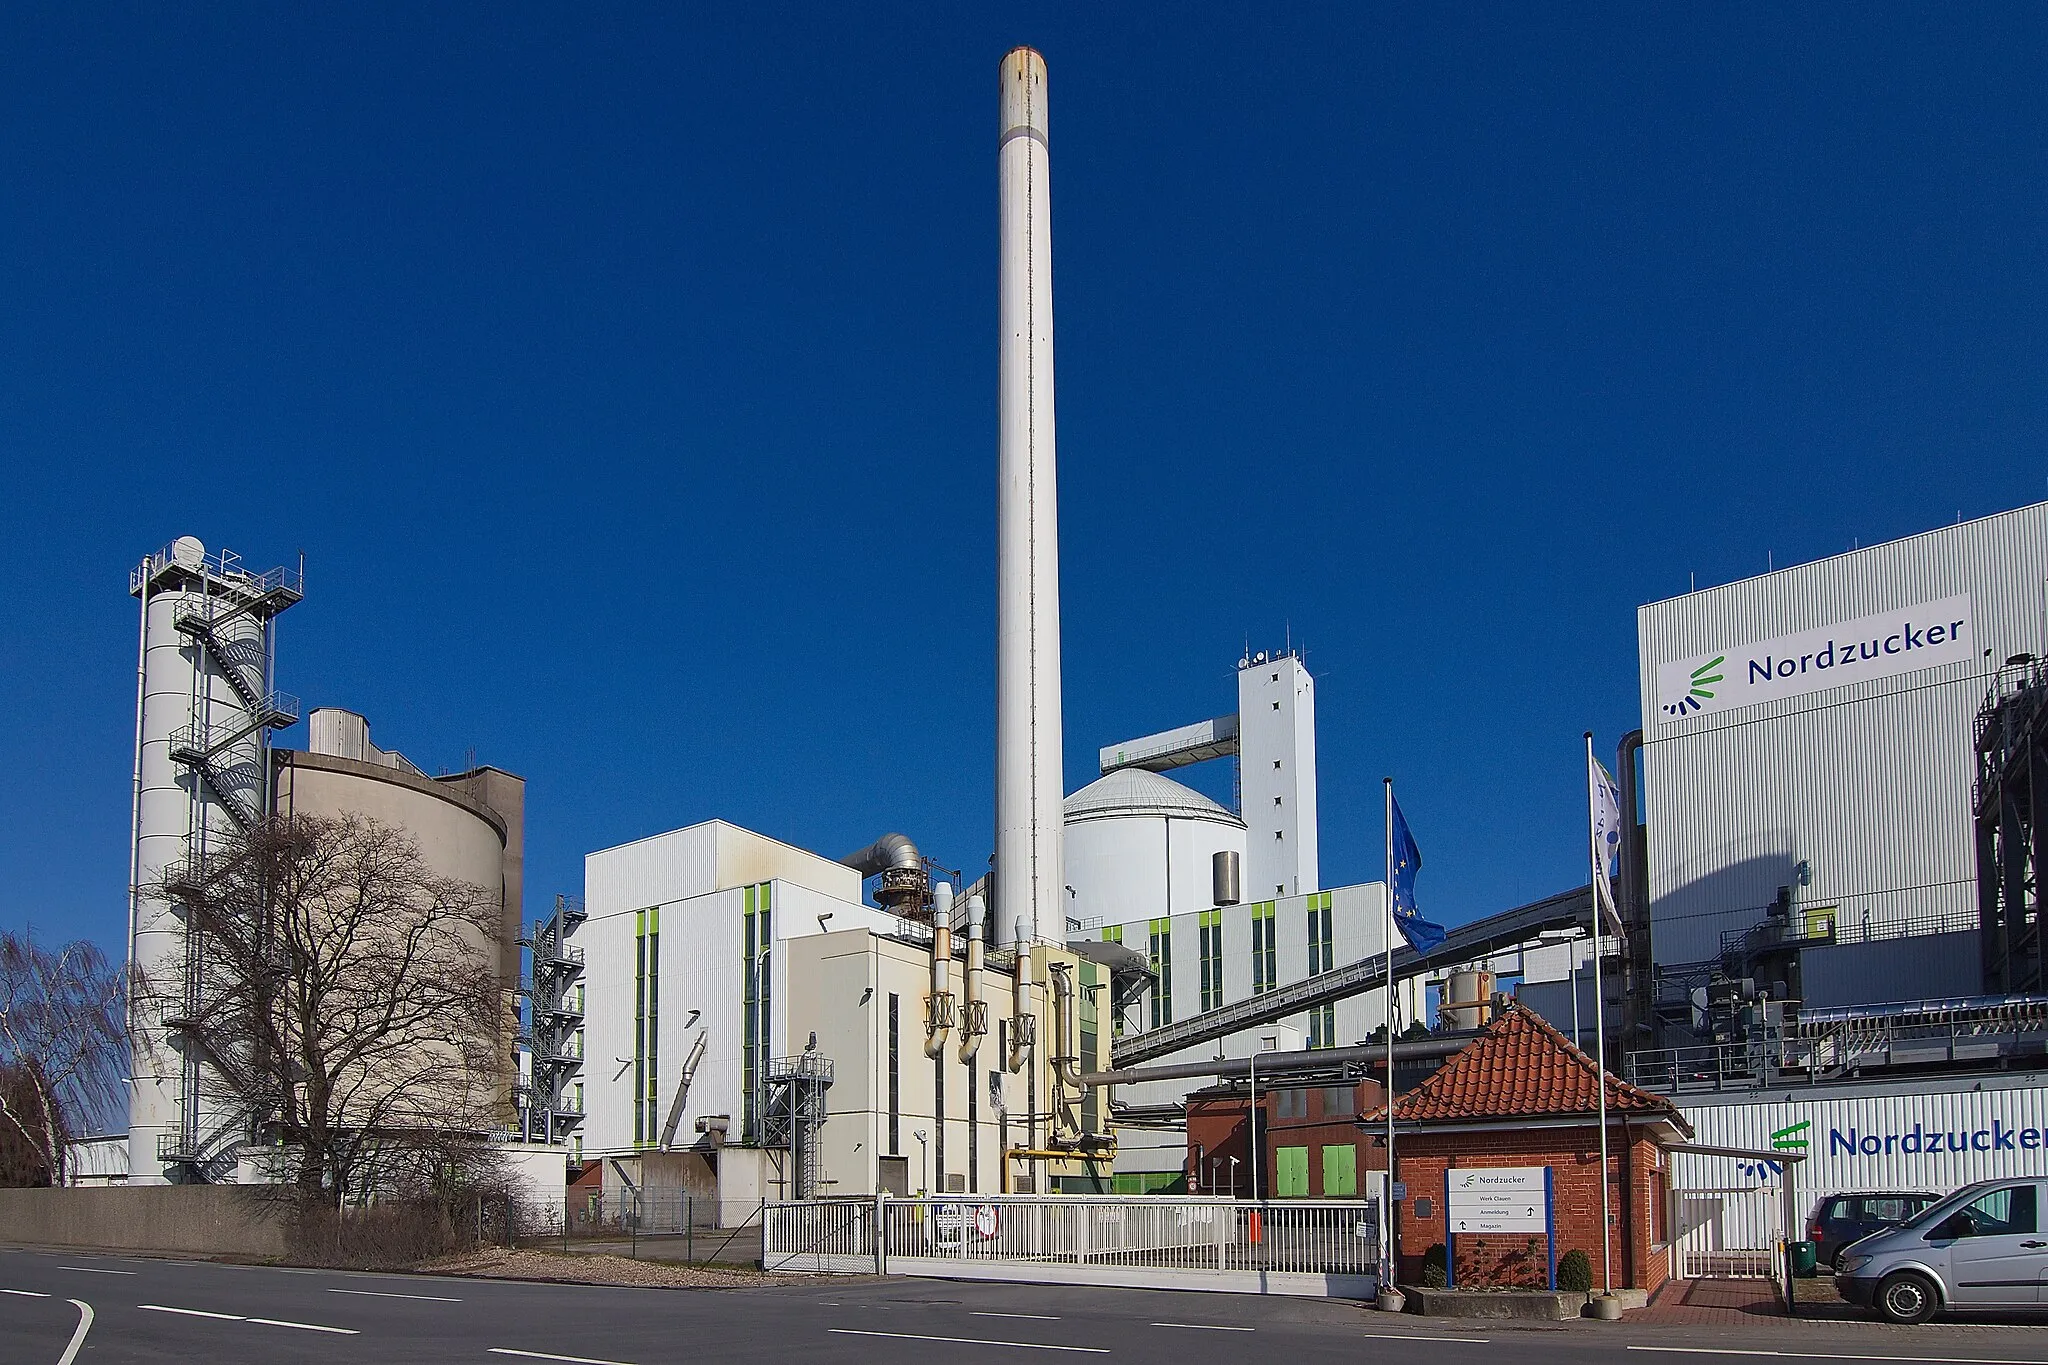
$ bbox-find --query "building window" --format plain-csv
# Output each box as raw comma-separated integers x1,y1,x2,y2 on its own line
888,992,901,1154
1273,760,1281,770
633,906,660,1145
1307,892,1333,974
1148,919,1173,1028
1308,1001,1335,1049
1199,910,1223,1012
743,884,771,1143
1274,830,1283,840
1251,903,1277,995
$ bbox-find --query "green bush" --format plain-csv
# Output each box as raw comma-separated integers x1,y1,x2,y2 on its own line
1556,1248,1593,1292
1420,1242,1448,1289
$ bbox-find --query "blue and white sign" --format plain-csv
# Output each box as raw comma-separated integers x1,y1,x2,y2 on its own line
1656,594,1973,725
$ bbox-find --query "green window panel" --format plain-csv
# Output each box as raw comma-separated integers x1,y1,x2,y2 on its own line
1274,1145,1310,1198
1321,1144,1357,1197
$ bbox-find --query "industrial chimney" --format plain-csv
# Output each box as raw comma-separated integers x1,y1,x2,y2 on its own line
994,47,1063,949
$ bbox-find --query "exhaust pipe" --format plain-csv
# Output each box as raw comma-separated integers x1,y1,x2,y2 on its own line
959,895,987,1061
1008,919,1036,1072
926,882,956,1059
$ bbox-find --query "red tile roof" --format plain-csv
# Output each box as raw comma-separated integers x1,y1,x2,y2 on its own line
1365,1001,1690,1133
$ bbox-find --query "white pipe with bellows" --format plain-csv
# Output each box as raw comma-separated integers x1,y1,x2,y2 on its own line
926,882,957,1059
1007,918,1036,1071
1046,961,1084,1090
959,894,987,1061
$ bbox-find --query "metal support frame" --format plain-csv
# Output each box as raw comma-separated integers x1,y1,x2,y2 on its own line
518,895,587,1145
1977,662,2048,996
762,1053,834,1200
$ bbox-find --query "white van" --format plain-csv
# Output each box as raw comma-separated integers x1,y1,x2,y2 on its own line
1835,1179,2048,1323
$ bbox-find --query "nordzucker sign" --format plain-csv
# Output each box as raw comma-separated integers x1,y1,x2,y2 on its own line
1656,594,1973,724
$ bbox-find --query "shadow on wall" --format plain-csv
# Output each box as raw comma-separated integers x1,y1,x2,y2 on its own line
1650,839,1804,966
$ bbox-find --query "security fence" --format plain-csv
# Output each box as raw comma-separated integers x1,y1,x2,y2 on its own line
765,1195,1381,1297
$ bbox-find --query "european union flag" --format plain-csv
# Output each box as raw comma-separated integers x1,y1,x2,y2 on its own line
1390,795,1448,955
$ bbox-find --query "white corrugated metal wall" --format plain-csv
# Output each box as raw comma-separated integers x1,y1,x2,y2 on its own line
1638,503,2048,970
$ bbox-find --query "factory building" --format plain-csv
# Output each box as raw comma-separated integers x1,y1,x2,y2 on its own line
124,538,531,1185
1637,501,2048,1032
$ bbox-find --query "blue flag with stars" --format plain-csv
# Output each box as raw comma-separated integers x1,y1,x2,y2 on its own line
1389,794,1447,955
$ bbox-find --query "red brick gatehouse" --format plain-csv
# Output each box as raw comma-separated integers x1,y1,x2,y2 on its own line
1366,1000,1692,1294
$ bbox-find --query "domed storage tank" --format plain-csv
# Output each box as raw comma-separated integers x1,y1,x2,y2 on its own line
1063,768,1247,932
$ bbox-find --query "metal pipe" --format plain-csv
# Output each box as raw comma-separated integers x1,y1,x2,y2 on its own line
840,833,922,878
1047,962,1083,1089
959,897,986,1062
1008,921,1034,1072
1079,1034,1473,1089
926,882,954,1060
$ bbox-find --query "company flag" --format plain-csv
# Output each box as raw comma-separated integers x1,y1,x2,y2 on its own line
1587,750,1624,936
1388,795,1447,955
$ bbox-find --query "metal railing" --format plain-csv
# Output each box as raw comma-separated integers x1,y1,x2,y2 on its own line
765,1194,1381,1296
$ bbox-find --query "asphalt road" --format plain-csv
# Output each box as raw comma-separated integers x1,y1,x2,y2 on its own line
6,1248,2048,1365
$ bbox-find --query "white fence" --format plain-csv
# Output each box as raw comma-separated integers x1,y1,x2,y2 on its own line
765,1195,1381,1298
1670,1184,1786,1281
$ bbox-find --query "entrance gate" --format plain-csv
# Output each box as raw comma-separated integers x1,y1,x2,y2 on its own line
1670,1182,1785,1281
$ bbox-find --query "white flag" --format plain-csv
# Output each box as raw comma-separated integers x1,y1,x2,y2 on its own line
1588,750,1624,936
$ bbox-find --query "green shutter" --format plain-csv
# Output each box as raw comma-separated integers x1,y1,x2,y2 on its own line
1321,1144,1357,1197
1274,1146,1310,1198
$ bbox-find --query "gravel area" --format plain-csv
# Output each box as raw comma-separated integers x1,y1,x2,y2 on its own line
427,1245,800,1289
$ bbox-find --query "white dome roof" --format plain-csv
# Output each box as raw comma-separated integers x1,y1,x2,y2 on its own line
1064,768,1246,827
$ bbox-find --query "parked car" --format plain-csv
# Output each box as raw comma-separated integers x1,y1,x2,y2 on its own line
1836,1179,2048,1323
1808,1190,1941,1270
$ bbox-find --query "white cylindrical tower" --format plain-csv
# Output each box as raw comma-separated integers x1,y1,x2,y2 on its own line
128,537,300,1183
995,46,1064,949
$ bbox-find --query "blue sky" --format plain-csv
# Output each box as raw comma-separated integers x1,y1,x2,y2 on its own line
4,6,2045,957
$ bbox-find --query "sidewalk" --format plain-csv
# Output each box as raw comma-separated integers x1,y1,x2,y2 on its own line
1635,1278,1784,1323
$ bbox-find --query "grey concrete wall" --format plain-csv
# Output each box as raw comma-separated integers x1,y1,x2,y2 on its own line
0,1185,287,1257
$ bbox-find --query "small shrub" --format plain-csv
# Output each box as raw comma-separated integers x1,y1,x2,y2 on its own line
1421,1242,1448,1288
1557,1248,1593,1292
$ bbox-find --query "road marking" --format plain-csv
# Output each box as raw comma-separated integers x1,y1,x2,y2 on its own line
974,1311,1064,1321
1152,1322,1253,1331
58,1267,134,1275
1627,1350,2048,1364
1357,1332,1493,1344
1,1288,51,1296
831,1328,1108,1353
137,1304,357,1335
328,1286,464,1302
489,1349,642,1365
59,1300,93,1365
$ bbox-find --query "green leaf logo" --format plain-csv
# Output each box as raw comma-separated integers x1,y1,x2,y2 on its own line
1771,1120,1810,1152
1663,656,1726,718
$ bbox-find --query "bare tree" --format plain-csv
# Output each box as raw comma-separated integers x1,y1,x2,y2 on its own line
145,813,509,1209
0,932,125,1185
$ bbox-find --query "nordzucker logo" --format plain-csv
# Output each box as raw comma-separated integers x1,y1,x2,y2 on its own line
1772,1120,1810,1152
1660,657,1723,718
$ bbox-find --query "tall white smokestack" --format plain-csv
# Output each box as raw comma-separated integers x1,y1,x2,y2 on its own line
995,47,1063,949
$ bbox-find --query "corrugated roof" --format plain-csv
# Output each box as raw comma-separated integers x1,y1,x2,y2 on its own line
1366,1001,1689,1132
1063,768,1245,826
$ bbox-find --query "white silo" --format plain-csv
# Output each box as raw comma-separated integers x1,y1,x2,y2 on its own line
127,537,301,1183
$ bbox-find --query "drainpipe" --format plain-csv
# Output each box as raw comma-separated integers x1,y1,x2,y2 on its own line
959,897,986,1062
1047,962,1084,1090
1008,920,1035,1072
926,882,955,1060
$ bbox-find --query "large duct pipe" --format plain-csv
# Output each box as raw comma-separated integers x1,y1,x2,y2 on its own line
994,46,1064,951
926,882,955,1059
1008,919,1036,1072
840,833,922,878
959,896,987,1061
1080,1034,1475,1089
1047,962,1083,1089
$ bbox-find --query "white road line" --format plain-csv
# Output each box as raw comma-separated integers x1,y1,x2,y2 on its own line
1626,1349,2048,1364
831,1328,1108,1354
974,1311,1064,1321
57,1267,134,1275
328,1286,463,1302
1358,1332,1493,1344
1152,1322,1254,1331
245,1316,359,1334
136,1304,357,1335
58,1300,93,1365
1,1288,51,1297
489,1349,642,1365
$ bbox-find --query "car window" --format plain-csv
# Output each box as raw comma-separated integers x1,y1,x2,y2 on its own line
1862,1197,1911,1223
1956,1184,2038,1237
1821,1197,1853,1221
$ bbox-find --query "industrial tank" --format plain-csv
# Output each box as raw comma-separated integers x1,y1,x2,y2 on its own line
1063,768,1247,932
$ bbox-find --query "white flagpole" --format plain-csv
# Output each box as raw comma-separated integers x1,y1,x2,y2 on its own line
1584,731,1613,1298
1383,776,1396,1291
